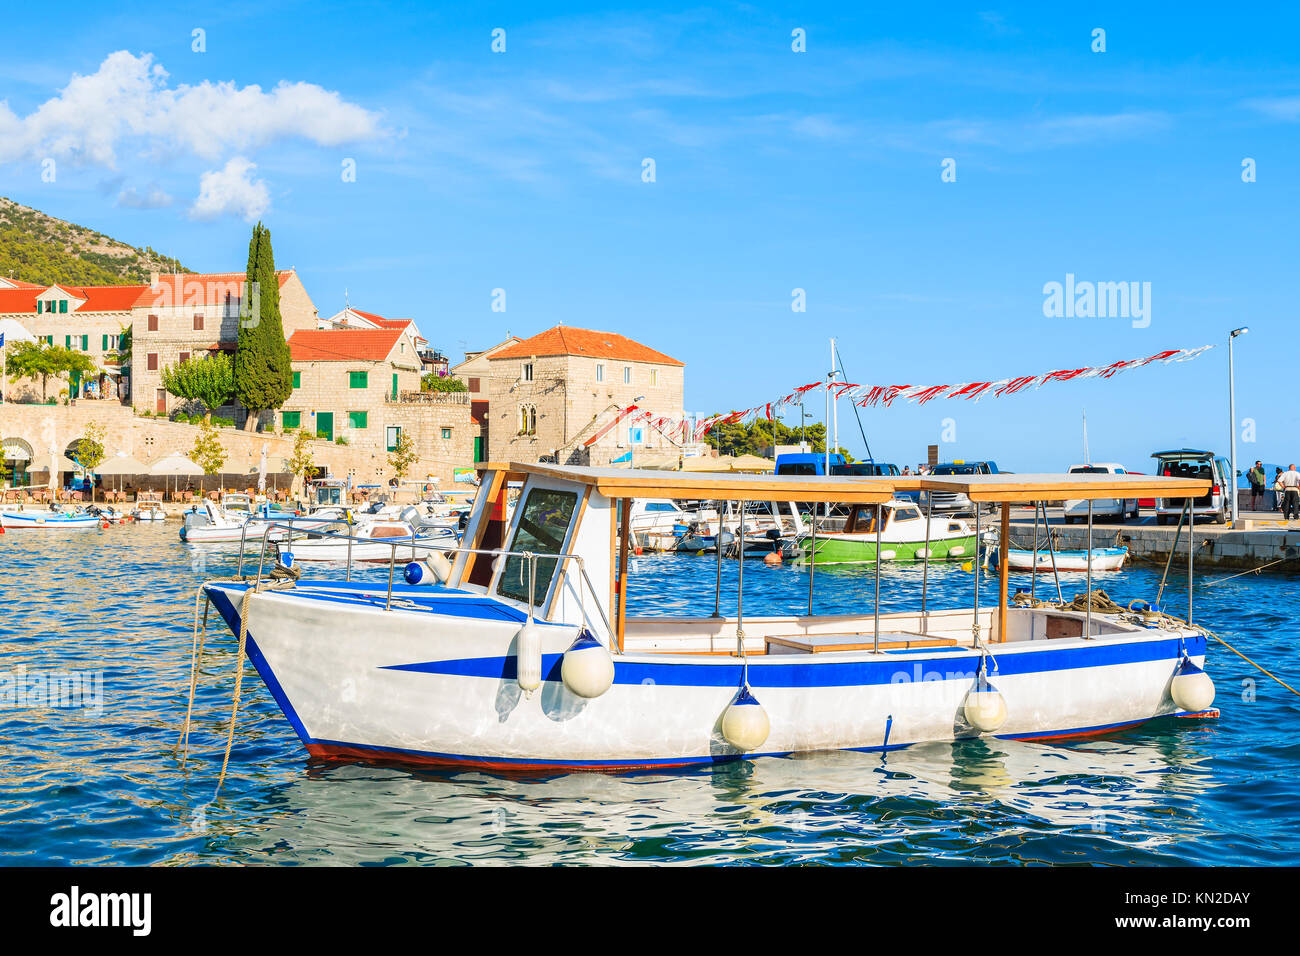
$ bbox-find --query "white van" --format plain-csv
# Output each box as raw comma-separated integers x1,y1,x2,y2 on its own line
1063,463,1139,523
1151,450,1231,525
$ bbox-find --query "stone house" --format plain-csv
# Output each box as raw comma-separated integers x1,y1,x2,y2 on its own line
451,335,520,463
0,281,146,401
131,270,319,418
484,325,685,466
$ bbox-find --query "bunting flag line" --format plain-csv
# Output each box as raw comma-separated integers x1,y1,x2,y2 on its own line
670,344,1214,441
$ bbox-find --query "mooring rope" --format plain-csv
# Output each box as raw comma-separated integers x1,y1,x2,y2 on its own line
1203,557,1292,586
177,571,298,798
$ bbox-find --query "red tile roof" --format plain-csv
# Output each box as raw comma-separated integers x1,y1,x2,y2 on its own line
0,278,44,289
0,283,148,314
288,328,405,362
134,271,293,309
490,325,683,366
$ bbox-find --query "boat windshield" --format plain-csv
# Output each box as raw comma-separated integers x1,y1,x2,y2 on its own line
496,488,579,605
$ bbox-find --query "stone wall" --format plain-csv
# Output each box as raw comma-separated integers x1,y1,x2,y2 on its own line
0,396,476,490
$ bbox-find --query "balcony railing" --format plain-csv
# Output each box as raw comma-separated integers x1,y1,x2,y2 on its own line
388,390,471,405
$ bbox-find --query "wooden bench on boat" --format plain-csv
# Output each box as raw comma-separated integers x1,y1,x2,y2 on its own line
765,632,961,654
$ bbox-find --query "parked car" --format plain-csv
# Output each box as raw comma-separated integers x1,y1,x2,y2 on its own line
1151,449,1231,524
775,452,846,476
927,460,999,513
1062,463,1139,522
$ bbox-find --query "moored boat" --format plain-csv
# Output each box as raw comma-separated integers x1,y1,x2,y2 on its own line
797,499,975,565
0,506,103,530
990,545,1128,573
190,464,1219,772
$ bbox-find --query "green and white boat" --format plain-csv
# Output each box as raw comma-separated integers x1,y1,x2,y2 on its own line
798,499,976,565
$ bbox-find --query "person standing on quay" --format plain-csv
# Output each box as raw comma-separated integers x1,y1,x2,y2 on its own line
1248,461,1266,510
1274,468,1286,512
1280,464,1300,521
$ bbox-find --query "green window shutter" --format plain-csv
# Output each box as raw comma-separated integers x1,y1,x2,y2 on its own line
81,335,88,351
350,371,367,389
60,300,68,313
65,335,71,348
102,334,108,351
292,371,301,389
282,411,301,429
392,373,398,398
349,411,368,429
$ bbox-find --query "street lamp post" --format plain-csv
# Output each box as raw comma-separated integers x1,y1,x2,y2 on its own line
1229,327,1248,524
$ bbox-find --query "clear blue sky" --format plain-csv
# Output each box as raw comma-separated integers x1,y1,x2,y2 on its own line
2,2,1297,471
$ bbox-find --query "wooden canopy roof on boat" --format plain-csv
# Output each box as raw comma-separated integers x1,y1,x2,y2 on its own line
917,472,1210,503
484,462,895,504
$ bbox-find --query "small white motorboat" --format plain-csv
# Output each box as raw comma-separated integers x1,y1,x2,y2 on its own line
130,492,167,522
989,545,1128,573
276,519,457,563
0,506,104,530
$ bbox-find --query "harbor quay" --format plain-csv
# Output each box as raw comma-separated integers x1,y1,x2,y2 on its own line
1006,508,1300,572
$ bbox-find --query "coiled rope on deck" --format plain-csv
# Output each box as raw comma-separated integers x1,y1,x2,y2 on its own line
1011,587,1300,699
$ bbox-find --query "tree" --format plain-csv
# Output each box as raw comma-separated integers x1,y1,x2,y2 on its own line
387,430,418,481
116,324,132,368
234,222,292,430
287,428,315,500
191,419,227,493
421,373,467,393
161,354,235,420
4,341,96,402
74,421,106,503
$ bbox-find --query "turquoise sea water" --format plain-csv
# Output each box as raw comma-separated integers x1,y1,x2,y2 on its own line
2,523,1298,866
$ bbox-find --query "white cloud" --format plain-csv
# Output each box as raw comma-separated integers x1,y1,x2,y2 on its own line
0,51,381,213
190,157,270,221
1244,96,1300,122
117,183,174,209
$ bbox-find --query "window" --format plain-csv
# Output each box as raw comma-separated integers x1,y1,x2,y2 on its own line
40,336,53,346
523,363,534,382
292,371,301,389
441,427,452,440
348,411,368,429
193,314,204,331
386,426,401,451
282,411,301,430
650,369,658,386
147,353,158,371
596,363,604,383
468,377,481,392
147,315,158,332
350,371,368,389
623,366,631,384
496,488,579,605
519,404,536,435
59,300,68,314
179,352,190,364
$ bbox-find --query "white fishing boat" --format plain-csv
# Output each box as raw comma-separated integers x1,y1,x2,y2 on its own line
277,518,457,563
130,492,167,522
0,505,103,530
193,465,1218,772
990,545,1128,573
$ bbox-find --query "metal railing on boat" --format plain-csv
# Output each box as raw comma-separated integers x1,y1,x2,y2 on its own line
235,517,612,637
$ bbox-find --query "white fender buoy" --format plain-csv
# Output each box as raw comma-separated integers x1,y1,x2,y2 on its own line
1171,659,1215,712
879,549,896,560
403,550,452,585
964,676,1007,733
515,620,544,695
561,630,615,699
721,686,770,752
950,546,966,556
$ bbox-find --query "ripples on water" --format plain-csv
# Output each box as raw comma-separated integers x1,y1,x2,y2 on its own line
1,525,1298,865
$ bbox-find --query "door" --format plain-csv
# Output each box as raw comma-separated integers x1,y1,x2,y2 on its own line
473,436,483,463
155,389,167,415
317,412,333,442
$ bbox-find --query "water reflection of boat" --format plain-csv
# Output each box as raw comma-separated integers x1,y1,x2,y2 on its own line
207,729,1217,864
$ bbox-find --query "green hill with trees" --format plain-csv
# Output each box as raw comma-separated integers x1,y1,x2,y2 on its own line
0,196,187,286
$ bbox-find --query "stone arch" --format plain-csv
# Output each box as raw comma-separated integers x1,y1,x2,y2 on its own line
1,437,34,488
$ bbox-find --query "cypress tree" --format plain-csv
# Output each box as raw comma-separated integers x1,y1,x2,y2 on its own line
234,222,293,429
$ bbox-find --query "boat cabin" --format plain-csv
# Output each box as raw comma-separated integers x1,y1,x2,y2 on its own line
445,464,1211,657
